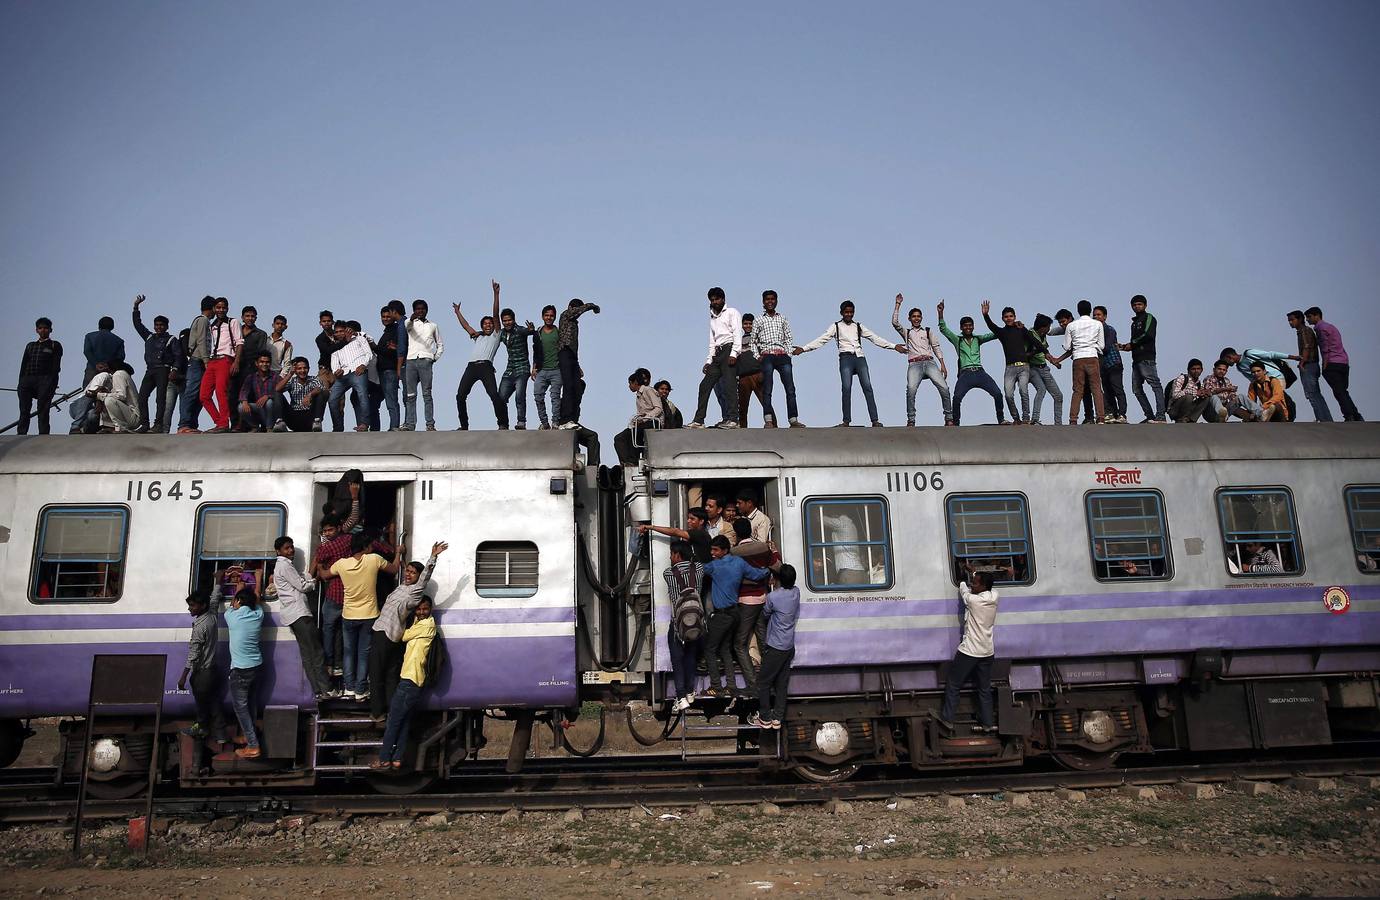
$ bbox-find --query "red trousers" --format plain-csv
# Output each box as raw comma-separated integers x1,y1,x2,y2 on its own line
200,357,234,429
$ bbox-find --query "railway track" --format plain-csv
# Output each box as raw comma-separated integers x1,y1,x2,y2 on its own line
2,752,1377,824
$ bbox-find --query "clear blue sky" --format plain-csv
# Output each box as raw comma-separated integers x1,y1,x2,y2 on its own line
4,1,1377,434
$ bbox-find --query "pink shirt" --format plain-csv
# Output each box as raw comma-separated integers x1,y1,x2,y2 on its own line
208,318,243,359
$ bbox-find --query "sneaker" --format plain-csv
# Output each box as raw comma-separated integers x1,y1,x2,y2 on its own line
331,666,343,677
672,696,690,713
871,420,883,427
176,427,200,434
341,690,358,700
833,422,850,428
906,421,916,428
684,691,697,706
515,424,526,430
180,724,207,739
234,746,262,759
273,420,288,432
559,421,582,430
686,421,706,429
714,421,739,429
763,420,778,429
397,424,414,431
311,419,322,431
497,424,510,430
357,691,370,701
788,419,805,427
425,424,437,431
747,713,768,728
538,423,550,430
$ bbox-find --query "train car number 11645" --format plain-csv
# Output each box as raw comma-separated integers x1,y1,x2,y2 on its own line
126,479,205,502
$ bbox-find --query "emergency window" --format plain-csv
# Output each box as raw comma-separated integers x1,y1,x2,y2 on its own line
31,506,129,601
802,497,893,591
1346,486,1380,575
946,494,1034,586
476,541,539,598
1086,491,1171,581
1217,489,1302,576
193,504,286,597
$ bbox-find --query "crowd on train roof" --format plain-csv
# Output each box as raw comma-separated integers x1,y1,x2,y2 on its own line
9,283,1366,439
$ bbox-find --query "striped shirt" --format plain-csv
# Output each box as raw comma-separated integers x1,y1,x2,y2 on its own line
499,324,534,377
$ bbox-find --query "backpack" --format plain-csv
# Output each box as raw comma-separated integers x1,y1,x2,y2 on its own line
670,564,705,643
423,623,448,683
1277,358,1298,389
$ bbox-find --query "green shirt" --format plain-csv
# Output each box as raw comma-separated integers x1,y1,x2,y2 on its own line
937,319,995,370
535,327,560,371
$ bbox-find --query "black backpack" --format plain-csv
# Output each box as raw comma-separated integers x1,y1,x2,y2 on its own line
670,564,705,643
423,622,448,683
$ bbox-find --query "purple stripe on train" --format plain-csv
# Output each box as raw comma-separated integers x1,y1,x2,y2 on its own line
0,605,572,632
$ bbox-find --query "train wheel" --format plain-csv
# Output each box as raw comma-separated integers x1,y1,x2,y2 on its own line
1051,748,1120,772
793,761,861,784
0,721,25,769
367,772,437,795
84,775,152,800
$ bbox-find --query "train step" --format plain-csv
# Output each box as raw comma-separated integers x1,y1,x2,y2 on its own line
314,764,380,773
315,717,380,727
315,739,384,749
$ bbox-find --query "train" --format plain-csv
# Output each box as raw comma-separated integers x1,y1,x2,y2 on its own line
0,423,1377,794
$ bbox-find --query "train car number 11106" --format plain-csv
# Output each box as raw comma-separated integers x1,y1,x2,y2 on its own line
126,479,205,502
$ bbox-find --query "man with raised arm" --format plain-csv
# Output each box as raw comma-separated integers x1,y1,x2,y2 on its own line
793,299,904,428
131,294,184,433
555,297,600,430
893,293,951,427
936,300,1005,426
452,280,508,431
981,300,1035,425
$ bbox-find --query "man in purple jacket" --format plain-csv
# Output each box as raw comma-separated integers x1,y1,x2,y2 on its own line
1305,307,1363,421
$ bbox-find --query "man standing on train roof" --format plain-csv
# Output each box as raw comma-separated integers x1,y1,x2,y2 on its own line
403,299,443,432
1305,306,1364,421
1218,346,1296,422
735,314,766,428
131,293,184,434
688,287,742,429
555,296,600,430
200,297,243,434
936,300,1005,426
893,293,952,427
177,295,216,434
982,300,1035,424
530,304,563,430
327,320,372,432
230,306,270,431
1093,305,1127,424
1285,309,1331,422
794,298,904,428
1053,299,1106,425
271,536,336,702
268,313,293,376
16,316,62,435
1045,307,1095,424
452,280,509,431
374,303,407,431
82,314,125,386
938,561,1006,735
752,290,802,428
1116,294,1165,423
496,303,536,430
1024,314,1062,425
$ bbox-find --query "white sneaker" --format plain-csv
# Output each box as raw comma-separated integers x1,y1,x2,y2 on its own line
341,690,358,700
686,421,706,429
715,421,739,429
672,696,690,713
559,421,581,430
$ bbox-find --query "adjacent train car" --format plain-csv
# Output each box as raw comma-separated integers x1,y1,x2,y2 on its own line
637,424,1380,779
0,432,596,792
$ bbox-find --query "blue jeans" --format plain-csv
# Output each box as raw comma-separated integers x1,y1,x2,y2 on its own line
178,358,206,430
328,371,369,430
229,665,261,750
378,367,401,430
380,678,422,763
1299,361,1332,422
668,630,701,699
239,394,280,430
1029,364,1062,423
498,371,530,426
320,602,342,669
838,355,879,425
1002,364,1031,422
1131,359,1165,421
905,359,952,424
758,353,798,422
342,617,375,694
952,368,1004,425
403,358,435,429
532,369,562,427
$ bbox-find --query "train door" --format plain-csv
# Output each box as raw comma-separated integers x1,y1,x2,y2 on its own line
311,476,416,606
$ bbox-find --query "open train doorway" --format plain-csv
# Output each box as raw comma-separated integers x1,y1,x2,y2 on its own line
311,474,416,605
686,476,781,548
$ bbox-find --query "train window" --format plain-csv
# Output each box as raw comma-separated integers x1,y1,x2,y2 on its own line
1086,491,1172,581
945,494,1034,586
475,541,539,598
192,504,286,597
1346,487,1380,575
30,506,129,602
802,497,893,591
1217,489,1302,577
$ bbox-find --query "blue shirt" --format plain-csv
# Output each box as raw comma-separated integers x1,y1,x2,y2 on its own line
1101,324,1122,370
703,555,769,610
469,331,502,364
225,604,264,669
762,586,800,651
1237,348,1288,381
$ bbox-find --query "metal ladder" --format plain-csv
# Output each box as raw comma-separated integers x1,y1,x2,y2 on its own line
677,704,782,762
311,711,383,773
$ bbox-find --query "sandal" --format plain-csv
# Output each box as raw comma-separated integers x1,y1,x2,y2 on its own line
368,760,389,770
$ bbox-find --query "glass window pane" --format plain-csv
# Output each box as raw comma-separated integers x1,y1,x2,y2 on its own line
40,509,126,561
32,507,128,601
803,498,893,591
1347,487,1380,574
1087,492,1170,581
946,495,1032,586
200,507,283,559
1217,489,1300,576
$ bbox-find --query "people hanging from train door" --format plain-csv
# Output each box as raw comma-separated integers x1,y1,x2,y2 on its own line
496,303,536,431
893,293,952,427
131,293,184,434
730,518,778,693
703,495,736,546
748,563,799,731
702,535,772,698
614,369,664,466
225,587,268,758
330,532,407,701
276,357,327,432
177,296,216,434
936,300,1005,426
374,595,443,771
370,541,448,724
314,516,395,684
735,488,773,546
662,540,706,713
687,286,741,430
327,319,372,432
753,290,803,428
452,280,509,431
271,535,335,702
736,314,766,428
403,299,443,432
324,469,366,534
555,296,600,430
639,506,713,566
793,298,905,428
16,316,63,436
177,579,229,773
938,562,1005,736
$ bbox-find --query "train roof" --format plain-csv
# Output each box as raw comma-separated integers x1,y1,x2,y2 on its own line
0,430,581,475
645,422,1380,468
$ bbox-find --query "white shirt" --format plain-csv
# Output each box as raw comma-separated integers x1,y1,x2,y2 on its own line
269,336,293,374
85,371,140,429
800,320,895,357
892,309,946,364
706,306,743,365
406,318,444,361
271,559,316,627
331,334,374,375
956,581,999,658
822,511,863,571
1063,315,1105,361
745,507,772,545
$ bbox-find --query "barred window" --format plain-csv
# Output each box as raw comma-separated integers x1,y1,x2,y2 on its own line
476,541,539,598
1346,487,1380,575
802,497,893,591
193,504,286,597
31,506,129,601
1217,489,1301,577
946,494,1033,586
1086,491,1171,581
